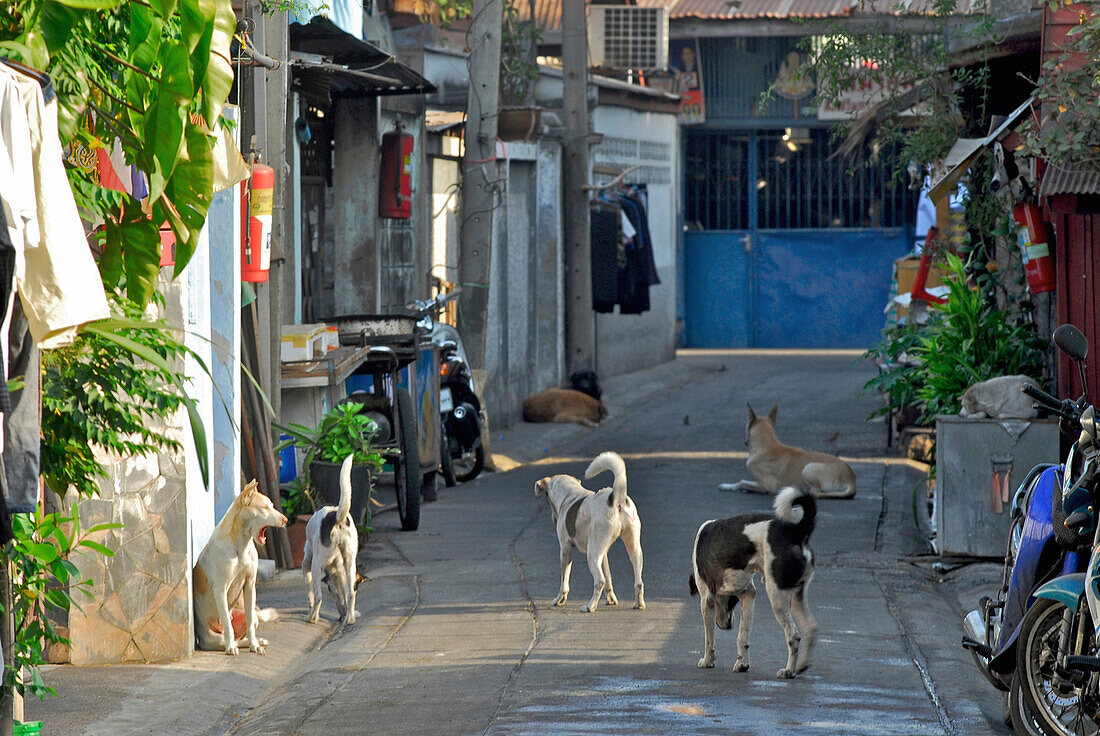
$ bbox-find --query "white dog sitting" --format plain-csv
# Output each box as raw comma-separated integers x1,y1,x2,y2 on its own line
193,479,288,655
534,451,645,613
303,454,359,626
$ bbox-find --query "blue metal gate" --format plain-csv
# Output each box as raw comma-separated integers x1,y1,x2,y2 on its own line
683,228,910,348
681,127,915,348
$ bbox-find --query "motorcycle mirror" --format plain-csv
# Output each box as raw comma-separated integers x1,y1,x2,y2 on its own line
1054,324,1089,363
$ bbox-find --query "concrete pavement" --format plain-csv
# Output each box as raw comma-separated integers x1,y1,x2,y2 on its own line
30,350,1008,736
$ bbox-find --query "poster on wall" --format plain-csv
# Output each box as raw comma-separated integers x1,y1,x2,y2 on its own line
670,39,705,125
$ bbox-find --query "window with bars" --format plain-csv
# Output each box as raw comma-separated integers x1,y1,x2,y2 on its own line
684,129,916,231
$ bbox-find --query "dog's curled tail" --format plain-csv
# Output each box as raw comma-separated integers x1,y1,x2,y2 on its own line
338,453,354,525
585,451,628,507
774,486,816,543
257,607,279,623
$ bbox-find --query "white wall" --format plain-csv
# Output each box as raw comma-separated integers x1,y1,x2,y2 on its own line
590,105,680,378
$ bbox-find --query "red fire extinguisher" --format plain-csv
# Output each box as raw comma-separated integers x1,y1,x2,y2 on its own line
241,161,275,283
1012,201,1055,294
379,126,414,219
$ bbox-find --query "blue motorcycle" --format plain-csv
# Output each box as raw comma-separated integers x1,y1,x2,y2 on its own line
962,325,1093,734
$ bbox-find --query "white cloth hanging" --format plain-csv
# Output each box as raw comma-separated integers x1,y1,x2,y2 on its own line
2,64,108,350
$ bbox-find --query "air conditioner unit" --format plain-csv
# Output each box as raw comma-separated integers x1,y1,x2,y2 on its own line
588,5,669,71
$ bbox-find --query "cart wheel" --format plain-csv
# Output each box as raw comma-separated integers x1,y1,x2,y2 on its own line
394,387,421,531
440,426,457,488
422,471,438,503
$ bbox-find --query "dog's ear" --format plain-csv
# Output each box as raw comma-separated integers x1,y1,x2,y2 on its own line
534,477,550,498
242,479,259,498
767,404,778,426
746,403,756,421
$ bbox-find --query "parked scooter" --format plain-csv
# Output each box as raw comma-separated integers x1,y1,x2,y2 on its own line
962,325,1093,734
438,336,484,484
407,289,485,486
1009,327,1100,736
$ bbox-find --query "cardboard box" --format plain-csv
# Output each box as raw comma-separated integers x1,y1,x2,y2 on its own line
322,325,340,352
895,255,950,296
281,323,328,362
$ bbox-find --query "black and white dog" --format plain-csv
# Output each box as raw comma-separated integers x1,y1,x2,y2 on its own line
303,454,359,626
689,487,817,679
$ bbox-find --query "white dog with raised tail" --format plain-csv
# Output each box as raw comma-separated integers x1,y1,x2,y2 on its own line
303,453,360,626
534,451,645,613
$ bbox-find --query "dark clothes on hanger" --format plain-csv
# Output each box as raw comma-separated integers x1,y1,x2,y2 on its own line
589,186,660,314
0,206,13,415
4,297,39,513
590,208,620,313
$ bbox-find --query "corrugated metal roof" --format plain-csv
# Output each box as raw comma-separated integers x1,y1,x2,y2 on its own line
1040,163,1100,198
520,0,984,31
671,0,986,20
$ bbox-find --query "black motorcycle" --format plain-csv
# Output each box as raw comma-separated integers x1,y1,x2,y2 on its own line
439,337,484,485
407,289,485,486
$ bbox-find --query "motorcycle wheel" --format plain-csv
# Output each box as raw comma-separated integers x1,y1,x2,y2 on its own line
1009,672,1047,736
454,445,484,483
440,427,457,488
1017,597,1100,736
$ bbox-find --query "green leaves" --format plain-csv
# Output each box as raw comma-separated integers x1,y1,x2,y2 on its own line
54,0,123,9
40,294,214,497
1,511,119,699
1,0,239,309
863,251,1047,425
274,403,390,515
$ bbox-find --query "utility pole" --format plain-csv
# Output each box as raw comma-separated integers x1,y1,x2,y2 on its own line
262,9,289,421
561,0,594,376
457,0,504,370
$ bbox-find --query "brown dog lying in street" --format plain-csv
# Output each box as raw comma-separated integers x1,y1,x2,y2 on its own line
523,388,608,428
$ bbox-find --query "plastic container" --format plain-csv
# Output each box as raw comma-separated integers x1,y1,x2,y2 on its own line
277,434,297,484
14,721,42,736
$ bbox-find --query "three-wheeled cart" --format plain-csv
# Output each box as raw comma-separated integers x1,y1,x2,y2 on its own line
281,314,439,531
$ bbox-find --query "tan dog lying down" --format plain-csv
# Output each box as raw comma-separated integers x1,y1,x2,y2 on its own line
720,404,856,499
193,479,288,654
523,388,608,428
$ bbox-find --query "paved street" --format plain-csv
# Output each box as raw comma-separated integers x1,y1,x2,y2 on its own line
34,351,1009,735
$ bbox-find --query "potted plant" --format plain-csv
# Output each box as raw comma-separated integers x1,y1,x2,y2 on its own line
498,0,543,140
275,402,387,536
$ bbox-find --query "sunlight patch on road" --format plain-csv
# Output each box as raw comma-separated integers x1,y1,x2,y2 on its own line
496,451,924,472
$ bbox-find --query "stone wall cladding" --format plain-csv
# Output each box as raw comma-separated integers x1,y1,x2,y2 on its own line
68,418,191,664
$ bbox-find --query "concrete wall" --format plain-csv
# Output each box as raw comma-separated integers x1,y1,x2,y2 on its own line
333,97,381,315
482,141,564,426
590,105,680,378
68,279,193,664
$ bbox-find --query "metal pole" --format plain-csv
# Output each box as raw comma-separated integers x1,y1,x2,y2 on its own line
562,0,594,376
457,0,504,370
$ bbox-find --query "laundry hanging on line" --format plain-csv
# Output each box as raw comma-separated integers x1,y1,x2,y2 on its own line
0,56,111,519
589,184,660,315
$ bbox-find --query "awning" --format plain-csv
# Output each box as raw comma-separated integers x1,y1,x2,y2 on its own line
1040,163,1100,198
927,97,1034,203
289,17,436,102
